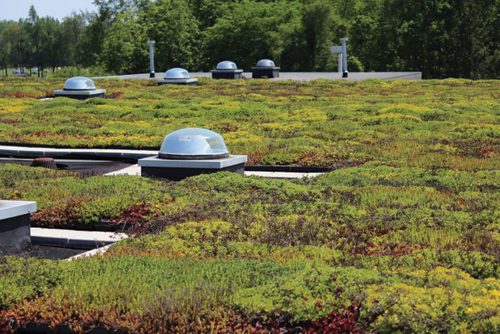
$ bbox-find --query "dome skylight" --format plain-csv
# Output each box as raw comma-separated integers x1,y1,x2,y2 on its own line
252,59,280,78
63,77,96,91
159,128,229,160
255,59,276,68
164,68,190,80
216,61,238,71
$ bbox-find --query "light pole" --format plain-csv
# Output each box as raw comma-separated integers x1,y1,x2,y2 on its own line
148,39,155,78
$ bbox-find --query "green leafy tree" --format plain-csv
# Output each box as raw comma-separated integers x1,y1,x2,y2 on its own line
0,22,17,76
338,0,381,71
187,0,231,30
79,0,145,67
448,0,498,79
61,13,88,67
38,17,64,73
300,0,335,70
13,21,31,73
25,5,41,75
375,0,498,78
100,9,148,73
0,0,497,78
204,0,301,70
144,0,201,71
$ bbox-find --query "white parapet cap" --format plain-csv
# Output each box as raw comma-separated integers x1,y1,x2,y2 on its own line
0,200,37,220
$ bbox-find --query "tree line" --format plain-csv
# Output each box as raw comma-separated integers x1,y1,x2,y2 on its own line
0,0,498,78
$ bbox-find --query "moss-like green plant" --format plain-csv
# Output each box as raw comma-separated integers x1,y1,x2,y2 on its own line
0,77,498,332
0,78,498,169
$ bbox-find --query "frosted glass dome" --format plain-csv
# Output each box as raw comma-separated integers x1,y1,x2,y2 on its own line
216,61,237,70
63,77,96,91
165,68,190,80
159,128,229,159
255,59,276,67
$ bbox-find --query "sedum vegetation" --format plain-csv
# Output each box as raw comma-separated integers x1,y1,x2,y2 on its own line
0,78,498,332
0,78,498,169
0,163,498,332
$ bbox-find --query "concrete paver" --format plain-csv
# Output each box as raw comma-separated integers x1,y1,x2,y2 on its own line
68,244,115,260
107,164,323,179
244,171,323,179
1,153,325,179
105,164,141,176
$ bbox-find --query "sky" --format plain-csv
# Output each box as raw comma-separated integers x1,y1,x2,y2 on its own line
0,0,96,21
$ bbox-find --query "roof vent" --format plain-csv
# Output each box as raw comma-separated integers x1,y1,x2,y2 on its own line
158,128,229,160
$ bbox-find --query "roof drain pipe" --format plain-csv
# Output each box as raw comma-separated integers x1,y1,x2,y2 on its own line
340,37,348,78
148,39,155,78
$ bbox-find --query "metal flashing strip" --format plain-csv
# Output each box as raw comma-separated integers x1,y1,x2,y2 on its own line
53,89,106,96
94,72,423,81
138,155,248,169
0,145,156,160
31,227,128,250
